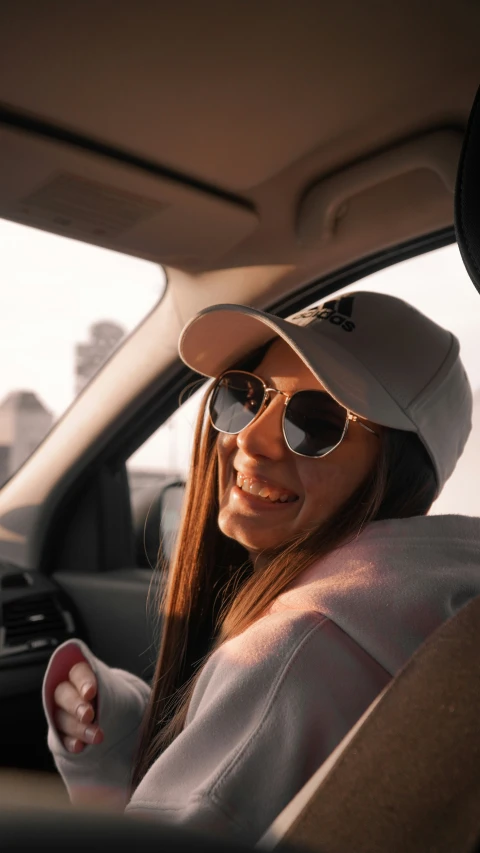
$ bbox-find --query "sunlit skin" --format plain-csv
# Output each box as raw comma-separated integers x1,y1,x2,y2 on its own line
216,339,380,557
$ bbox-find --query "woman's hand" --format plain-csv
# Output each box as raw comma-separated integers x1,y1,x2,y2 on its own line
53,661,104,753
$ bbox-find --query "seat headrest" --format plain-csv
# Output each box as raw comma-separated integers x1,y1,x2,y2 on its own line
455,85,480,295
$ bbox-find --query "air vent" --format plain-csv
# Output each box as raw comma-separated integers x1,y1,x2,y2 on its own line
2,594,73,655
1,572,30,590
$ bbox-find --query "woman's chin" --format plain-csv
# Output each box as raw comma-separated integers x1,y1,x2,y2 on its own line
218,511,291,554
217,485,304,552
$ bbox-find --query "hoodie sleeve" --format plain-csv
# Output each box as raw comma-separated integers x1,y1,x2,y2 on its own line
126,611,390,843
42,639,151,809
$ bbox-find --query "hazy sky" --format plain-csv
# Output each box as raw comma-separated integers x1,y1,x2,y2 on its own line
1,218,165,414
3,218,480,513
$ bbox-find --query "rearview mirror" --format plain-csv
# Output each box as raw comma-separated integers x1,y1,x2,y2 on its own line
131,479,185,569
160,481,186,563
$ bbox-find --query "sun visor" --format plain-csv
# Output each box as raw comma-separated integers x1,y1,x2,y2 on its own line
296,129,463,249
0,123,258,271
455,85,480,297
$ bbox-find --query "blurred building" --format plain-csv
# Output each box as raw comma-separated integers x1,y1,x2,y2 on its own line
75,321,125,395
0,391,53,485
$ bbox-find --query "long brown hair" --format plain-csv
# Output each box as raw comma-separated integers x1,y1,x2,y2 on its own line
131,362,438,791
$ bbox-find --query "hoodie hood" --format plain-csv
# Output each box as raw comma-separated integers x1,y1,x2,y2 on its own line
272,514,480,675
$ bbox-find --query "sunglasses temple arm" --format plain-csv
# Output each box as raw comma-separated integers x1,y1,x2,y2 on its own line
354,418,379,437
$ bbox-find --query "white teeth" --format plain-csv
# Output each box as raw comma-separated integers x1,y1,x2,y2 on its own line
235,472,297,503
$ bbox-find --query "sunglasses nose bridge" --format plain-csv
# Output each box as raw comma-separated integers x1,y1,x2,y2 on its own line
257,388,290,440
264,386,289,406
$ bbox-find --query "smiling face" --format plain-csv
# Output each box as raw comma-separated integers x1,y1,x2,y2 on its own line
216,339,380,557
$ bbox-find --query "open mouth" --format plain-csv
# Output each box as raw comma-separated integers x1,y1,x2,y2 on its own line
236,472,299,504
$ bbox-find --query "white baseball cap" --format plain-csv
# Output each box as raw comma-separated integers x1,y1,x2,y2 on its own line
179,291,473,493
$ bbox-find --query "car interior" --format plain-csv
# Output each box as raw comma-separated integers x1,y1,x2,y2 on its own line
1,2,480,850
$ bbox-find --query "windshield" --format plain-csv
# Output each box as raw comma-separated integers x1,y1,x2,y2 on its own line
0,218,165,485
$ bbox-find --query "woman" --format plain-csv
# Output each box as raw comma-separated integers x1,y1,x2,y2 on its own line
43,291,480,842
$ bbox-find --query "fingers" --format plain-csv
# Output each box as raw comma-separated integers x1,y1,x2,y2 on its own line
53,681,95,724
63,737,86,754
54,708,104,745
68,662,98,702
51,661,102,754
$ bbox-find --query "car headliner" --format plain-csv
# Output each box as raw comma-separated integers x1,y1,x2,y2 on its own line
1,0,479,274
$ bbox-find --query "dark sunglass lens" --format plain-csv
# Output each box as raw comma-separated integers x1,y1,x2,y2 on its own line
210,372,264,434
284,391,347,457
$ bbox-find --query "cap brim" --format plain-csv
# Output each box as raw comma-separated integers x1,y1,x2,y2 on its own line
179,304,416,432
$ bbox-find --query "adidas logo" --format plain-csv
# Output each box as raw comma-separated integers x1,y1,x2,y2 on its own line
290,296,356,332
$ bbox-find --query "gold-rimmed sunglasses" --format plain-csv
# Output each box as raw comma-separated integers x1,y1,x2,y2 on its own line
209,370,378,459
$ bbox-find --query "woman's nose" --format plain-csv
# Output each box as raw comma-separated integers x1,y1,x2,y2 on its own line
236,395,287,460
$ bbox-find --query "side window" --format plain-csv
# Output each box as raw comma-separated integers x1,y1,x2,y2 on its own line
127,385,205,566
127,384,205,488
127,242,480,567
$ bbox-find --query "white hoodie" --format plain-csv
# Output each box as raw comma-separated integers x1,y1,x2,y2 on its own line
43,515,480,843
